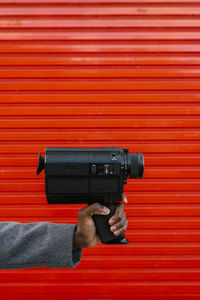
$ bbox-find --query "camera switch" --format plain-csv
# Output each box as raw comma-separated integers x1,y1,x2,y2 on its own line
91,164,97,175
104,164,109,175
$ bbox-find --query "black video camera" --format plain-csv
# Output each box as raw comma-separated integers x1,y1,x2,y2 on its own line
37,147,144,245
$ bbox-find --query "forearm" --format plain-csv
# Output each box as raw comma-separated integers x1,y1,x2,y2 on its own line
0,222,82,269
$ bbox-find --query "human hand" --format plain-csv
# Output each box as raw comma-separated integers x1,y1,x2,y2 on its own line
73,193,128,249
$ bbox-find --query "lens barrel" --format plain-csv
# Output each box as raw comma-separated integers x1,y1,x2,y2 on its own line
127,152,144,178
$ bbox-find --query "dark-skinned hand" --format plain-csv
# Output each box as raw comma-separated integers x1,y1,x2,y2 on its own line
73,193,128,249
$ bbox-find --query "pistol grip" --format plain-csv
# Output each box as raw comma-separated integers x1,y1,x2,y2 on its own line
92,204,129,245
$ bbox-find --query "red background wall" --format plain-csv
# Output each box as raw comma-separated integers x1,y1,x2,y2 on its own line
0,0,200,299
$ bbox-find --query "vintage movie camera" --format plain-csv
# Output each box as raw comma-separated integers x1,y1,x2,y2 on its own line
37,147,144,245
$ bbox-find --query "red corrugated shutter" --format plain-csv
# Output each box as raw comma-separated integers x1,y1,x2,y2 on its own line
0,0,200,299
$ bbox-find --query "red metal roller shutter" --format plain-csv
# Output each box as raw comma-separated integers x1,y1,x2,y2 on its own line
0,0,200,299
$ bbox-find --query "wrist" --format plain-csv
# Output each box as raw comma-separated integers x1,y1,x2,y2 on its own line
73,226,95,249
73,227,86,250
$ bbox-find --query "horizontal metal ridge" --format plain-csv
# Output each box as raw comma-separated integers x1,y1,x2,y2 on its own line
1,55,200,66
2,0,200,3
2,67,200,78
0,129,200,141
1,41,200,53
0,142,200,154
1,5,200,16
0,282,199,294
0,80,199,91
2,17,200,29
0,93,199,103
0,104,200,115
1,117,200,128
1,269,200,282
2,30,200,40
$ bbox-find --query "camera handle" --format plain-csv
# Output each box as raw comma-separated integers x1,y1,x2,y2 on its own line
92,204,129,244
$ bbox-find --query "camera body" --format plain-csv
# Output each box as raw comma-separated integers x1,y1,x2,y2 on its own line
38,147,143,206
37,147,144,244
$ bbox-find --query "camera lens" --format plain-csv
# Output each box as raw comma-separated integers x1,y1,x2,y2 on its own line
127,152,144,178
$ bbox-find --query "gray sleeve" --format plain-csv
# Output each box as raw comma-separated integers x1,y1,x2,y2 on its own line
0,222,82,269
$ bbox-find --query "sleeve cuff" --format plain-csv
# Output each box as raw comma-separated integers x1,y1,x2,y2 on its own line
46,223,82,269
72,248,82,268
71,225,82,268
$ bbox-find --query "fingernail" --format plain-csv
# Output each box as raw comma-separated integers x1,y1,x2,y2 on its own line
123,194,127,203
109,219,114,225
111,226,116,232
114,231,119,236
103,207,110,214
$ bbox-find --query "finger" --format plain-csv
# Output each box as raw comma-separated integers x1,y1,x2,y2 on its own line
110,216,126,232
122,193,128,204
109,214,121,226
79,203,110,218
109,203,124,225
113,220,128,236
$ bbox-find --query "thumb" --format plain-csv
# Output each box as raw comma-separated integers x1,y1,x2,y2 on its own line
79,203,110,218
